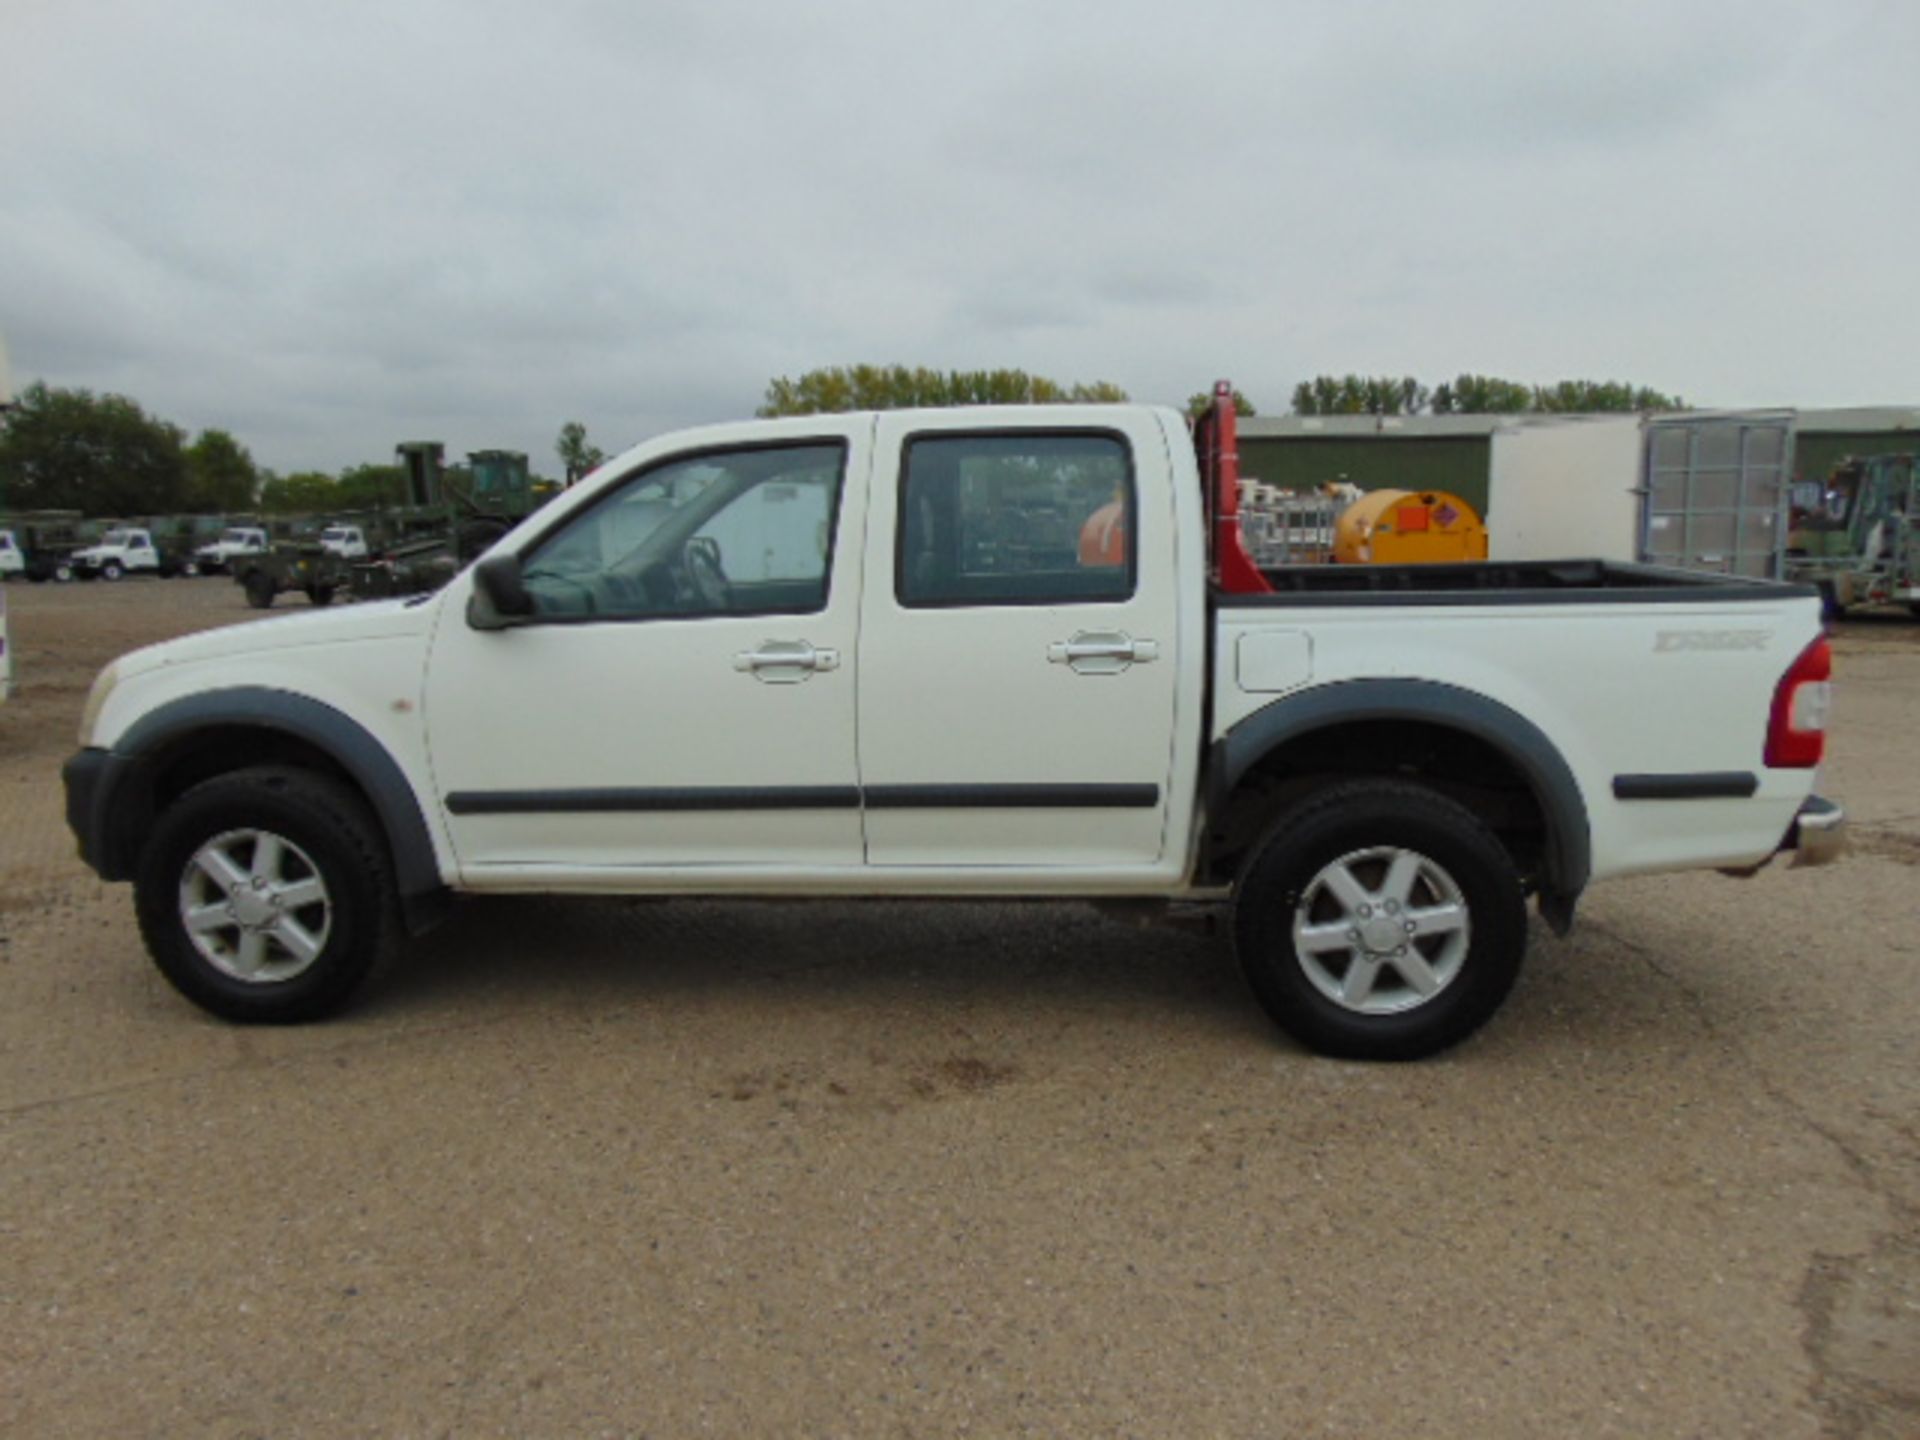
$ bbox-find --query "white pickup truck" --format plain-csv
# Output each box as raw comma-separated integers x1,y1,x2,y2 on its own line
318,524,370,560
63,399,1844,1059
70,526,166,580
193,526,270,574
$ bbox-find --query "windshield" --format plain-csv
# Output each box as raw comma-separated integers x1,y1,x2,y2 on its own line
101,529,131,546
219,529,253,544
321,528,352,542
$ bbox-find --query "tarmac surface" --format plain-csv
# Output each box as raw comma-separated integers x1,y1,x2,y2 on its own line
2,577,1916,1437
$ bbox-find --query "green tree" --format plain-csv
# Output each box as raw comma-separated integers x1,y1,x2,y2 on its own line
1529,379,1685,412
259,470,342,514
556,420,606,484
183,428,259,512
1187,389,1256,419
1429,375,1543,414
1289,375,1428,416
0,381,188,516
336,463,407,510
758,365,1129,417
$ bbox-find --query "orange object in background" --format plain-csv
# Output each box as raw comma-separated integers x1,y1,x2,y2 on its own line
1078,498,1127,566
1332,489,1488,565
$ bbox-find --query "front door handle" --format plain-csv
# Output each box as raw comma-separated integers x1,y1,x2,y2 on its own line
1047,630,1159,675
734,640,840,684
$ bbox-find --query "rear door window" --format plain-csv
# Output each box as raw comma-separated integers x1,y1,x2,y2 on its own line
896,432,1134,607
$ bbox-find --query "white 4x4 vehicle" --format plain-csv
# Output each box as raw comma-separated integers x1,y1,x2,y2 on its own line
194,526,269,574
0,529,25,580
318,525,369,560
63,400,1845,1059
71,527,161,580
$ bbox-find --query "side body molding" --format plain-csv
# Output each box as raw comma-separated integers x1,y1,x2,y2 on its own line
1214,678,1593,900
97,687,446,919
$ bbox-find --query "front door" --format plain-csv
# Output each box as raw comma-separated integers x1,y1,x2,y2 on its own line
856,413,1181,869
424,422,871,874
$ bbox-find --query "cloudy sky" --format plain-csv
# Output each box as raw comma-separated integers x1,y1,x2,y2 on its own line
4,0,1916,475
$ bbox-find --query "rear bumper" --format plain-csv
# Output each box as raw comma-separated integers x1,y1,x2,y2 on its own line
1783,795,1846,868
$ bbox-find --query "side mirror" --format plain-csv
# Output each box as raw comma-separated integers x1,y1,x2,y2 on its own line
468,552,535,630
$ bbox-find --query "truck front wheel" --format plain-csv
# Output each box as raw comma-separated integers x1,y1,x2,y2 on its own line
243,570,276,609
1233,780,1526,1061
133,768,396,1022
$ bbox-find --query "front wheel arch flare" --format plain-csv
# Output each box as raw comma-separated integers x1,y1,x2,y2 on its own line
105,689,443,909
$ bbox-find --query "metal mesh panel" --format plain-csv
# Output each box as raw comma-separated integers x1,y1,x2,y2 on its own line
1639,417,1793,578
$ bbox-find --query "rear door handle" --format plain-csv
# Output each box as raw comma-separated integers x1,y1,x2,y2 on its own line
1047,630,1159,675
734,640,840,683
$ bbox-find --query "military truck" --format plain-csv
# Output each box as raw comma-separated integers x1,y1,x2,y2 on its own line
232,516,352,609
0,512,95,581
1786,452,1919,617
348,443,554,601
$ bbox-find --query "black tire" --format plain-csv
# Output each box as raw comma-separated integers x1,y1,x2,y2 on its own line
243,569,276,609
134,767,397,1022
1233,780,1527,1061
307,584,335,607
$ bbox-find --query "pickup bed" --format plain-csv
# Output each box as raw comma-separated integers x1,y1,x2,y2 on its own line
63,402,1844,1058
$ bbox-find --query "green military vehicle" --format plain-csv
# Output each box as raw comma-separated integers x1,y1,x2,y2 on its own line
235,445,555,608
348,443,555,601
234,517,367,609
0,511,96,582
1787,452,1919,618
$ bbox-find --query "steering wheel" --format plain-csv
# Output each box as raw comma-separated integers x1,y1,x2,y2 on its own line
680,536,730,612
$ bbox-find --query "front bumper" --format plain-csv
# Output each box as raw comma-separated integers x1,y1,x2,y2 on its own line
63,746,148,881
1784,795,1846,868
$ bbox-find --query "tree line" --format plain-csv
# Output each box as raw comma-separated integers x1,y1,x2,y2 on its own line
760,367,1684,420
1288,373,1685,416
0,381,603,519
2,365,1691,519
0,382,259,516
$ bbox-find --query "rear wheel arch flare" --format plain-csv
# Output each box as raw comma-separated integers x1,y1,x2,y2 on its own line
1215,678,1591,896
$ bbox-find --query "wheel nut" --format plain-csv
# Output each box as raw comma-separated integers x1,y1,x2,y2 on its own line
1385,901,1398,914
1358,904,1372,918
1395,946,1407,956
1404,921,1416,934
1348,929,1360,941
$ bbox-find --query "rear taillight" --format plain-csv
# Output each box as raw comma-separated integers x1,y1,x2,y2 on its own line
1765,636,1831,768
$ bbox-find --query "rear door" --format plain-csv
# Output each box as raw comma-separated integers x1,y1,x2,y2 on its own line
856,412,1181,868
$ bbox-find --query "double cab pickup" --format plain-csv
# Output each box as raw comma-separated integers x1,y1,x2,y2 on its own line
64,400,1844,1058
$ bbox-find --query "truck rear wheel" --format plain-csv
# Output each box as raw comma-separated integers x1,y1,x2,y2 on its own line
133,767,397,1022
243,570,276,609
1233,780,1527,1061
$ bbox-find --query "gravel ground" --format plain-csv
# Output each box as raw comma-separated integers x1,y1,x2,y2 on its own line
2,577,1916,1438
